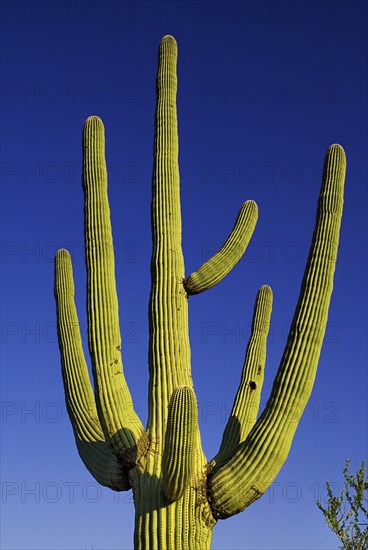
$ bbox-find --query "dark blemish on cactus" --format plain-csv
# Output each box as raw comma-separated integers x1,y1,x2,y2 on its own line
257,365,262,375
249,381,257,390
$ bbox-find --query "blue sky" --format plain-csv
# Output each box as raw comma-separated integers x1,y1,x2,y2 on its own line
1,1,367,549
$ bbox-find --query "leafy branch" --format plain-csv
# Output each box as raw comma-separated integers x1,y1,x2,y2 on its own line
317,460,368,549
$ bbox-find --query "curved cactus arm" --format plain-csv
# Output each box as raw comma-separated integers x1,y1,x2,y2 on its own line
55,249,130,490
75,440,130,491
83,117,146,461
212,285,273,469
183,200,258,295
207,144,346,519
162,386,198,501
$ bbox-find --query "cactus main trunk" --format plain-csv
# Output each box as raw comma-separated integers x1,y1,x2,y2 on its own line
132,475,213,550
54,35,346,549
132,36,213,549
147,35,192,446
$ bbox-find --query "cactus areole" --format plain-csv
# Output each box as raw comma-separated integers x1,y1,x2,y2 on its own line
54,36,346,549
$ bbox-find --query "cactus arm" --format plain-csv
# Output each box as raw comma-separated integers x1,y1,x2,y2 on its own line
75,440,130,490
162,386,198,501
208,144,346,519
147,36,194,446
183,200,258,295
83,116,146,461
54,249,130,490
212,285,273,469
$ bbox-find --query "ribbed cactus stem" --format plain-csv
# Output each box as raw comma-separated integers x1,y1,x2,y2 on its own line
162,386,198,501
184,200,258,295
147,35,193,447
54,249,129,490
208,144,346,518
133,36,213,549
83,116,146,461
213,285,273,469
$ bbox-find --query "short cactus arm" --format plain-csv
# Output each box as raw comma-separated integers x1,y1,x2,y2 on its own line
55,249,130,490
212,285,273,469
208,144,346,519
183,200,258,295
83,116,146,460
162,386,198,501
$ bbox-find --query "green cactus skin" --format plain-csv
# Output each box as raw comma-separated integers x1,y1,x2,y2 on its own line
162,386,198,502
183,200,258,295
207,142,346,519
55,35,346,549
212,285,273,471
55,249,131,490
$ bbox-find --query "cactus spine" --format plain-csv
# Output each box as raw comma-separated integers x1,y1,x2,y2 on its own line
54,35,346,549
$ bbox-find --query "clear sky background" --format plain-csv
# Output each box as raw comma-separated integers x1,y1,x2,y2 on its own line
1,1,367,549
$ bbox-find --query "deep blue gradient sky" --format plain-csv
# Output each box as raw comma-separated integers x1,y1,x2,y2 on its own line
1,1,367,549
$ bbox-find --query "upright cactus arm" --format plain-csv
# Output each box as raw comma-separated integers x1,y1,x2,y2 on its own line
80,116,146,463
208,144,346,519
162,386,198,502
55,249,130,490
183,200,258,295
212,285,273,470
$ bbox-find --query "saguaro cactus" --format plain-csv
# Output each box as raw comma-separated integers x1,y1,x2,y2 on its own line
54,35,346,549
